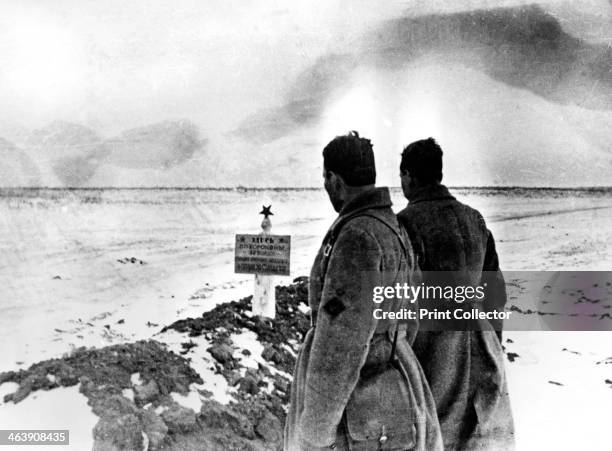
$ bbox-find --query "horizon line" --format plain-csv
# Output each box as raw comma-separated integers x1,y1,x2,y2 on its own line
1,185,612,191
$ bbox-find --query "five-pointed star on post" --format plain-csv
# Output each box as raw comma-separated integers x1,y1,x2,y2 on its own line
259,205,273,218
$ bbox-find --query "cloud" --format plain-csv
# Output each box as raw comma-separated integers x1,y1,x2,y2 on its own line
21,120,206,186
4,2,610,187
24,121,108,186
25,121,101,149
235,4,612,143
53,147,109,186
0,138,41,186
232,54,357,144
106,120,205,170
366,4,612,108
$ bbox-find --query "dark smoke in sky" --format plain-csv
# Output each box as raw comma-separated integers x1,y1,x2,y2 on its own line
0,138,41,186
233,54,358,144
53,148,110,186
105,120,205,170
235,4,612,144
46,120,205,186
368,4,612,109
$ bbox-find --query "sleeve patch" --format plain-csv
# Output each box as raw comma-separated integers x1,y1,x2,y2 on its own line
323,296,346,318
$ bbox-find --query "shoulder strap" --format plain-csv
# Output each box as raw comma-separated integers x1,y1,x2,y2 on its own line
359,213,408,253
321,211,407,277
390,322,400,363
319,211,408,361
348,213,407,362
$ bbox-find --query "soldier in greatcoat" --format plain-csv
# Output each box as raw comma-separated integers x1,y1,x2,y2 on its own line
284,132,442,451
397,138,515,450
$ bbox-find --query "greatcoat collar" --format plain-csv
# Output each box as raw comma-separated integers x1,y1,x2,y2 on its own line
407,183,455,204
339,187,392,217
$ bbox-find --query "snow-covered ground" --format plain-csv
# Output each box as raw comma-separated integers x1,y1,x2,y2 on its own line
1,187,611,450
0,385,98,451
0,188,333,370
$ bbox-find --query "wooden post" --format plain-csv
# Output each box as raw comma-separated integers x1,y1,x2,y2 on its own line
252,206,276,318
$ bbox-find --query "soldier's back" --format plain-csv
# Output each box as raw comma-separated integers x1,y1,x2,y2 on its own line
397,184,514,450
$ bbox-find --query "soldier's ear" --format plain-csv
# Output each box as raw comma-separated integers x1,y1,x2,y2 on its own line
329,171,346,191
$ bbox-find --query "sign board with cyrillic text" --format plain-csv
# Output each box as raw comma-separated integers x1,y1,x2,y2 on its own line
234,234,291,276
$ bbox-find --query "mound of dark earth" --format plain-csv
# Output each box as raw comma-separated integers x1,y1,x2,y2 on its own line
162,276,310,375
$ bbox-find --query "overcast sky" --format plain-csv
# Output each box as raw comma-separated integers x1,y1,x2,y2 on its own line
0,0,608,134
0,0,610,187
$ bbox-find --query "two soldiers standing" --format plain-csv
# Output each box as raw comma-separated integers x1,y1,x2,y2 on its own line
284,132,514,450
